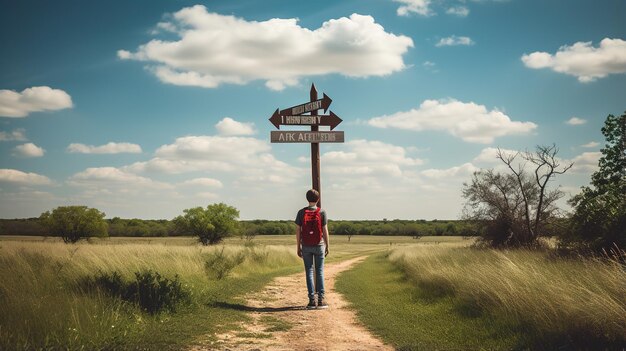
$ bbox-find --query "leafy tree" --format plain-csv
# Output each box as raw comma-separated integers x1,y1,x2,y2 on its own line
40,206,108,243
565,112,626,253
173,203,239,245
463,145,571,247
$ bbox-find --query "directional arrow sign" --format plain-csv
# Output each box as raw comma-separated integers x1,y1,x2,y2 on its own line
269,110,343,130
271,131,344,143
279,93,332,116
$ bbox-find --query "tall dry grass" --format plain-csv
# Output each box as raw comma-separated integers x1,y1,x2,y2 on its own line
0,240,299,349
389,246,626,347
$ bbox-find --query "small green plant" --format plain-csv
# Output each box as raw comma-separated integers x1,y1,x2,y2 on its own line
131,270,189,313
91,269,189,314
204,247,245,280
248,247,269,264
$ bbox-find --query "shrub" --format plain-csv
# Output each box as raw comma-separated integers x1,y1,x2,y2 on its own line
91,270,189,314
203,247,245,280
130,270,188,313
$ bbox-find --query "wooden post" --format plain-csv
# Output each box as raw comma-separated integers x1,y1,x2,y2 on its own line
310,83,321,208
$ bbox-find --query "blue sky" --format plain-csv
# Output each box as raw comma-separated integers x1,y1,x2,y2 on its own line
1,0,625,220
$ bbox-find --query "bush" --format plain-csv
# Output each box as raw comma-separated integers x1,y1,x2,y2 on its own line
91,270,189,314
203,247,245,280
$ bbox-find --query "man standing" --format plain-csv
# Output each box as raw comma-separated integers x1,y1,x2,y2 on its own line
295,189,330,309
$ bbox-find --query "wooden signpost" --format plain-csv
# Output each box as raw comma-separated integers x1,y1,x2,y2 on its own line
268,84,344,208
269,110,343,130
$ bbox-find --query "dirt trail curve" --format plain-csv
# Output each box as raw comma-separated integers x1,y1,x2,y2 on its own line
189,256,393,351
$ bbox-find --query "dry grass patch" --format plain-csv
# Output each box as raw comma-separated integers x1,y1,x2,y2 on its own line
390,246,626,348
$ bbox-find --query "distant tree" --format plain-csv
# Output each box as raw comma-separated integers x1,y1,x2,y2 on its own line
40,206,108,243
331,222,357,241
173,203,239,245
243,226,257,242
564,112,626,253
463,145,571,247
445,223,458,235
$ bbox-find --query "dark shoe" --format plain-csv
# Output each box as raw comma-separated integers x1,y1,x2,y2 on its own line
306,299,316,309
317,298,328,309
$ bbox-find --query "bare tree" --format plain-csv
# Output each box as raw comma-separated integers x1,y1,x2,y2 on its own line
463,145,572,247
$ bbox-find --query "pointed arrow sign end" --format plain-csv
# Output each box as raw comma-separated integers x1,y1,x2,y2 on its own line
269,108,281,129
322,93,332,113
329,111,343,130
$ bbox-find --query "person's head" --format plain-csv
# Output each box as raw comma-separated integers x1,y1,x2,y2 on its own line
306,189,320,204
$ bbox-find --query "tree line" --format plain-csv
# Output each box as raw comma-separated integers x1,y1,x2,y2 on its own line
0,216,473,238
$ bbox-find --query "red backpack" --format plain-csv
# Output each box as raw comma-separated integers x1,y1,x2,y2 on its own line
301,207,323,246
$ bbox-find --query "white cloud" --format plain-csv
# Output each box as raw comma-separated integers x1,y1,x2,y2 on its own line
422,61,438,73
13,143,45,158
321,139,424,178
0,86,73,118
565,117,587,125
69,167,171,189
581,141,599,148
368,99,537,143
569,152,601,173
151,21,177,35
67,142,142,154
118,6,413,90
0,169,52,185
0,128,27,141
446,6,469,17
180,177,223,188
126,135,299,185
394,0,433,16
215,117,256,136
521,38,626,82
421,163,478,178
436,35,475,47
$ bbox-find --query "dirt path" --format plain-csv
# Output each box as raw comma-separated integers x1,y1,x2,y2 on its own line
189,256,392,351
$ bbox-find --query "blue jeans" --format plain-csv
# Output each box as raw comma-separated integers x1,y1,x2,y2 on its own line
302,244,325,300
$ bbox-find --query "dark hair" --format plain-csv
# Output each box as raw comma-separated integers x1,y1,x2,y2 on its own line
306,189,320,203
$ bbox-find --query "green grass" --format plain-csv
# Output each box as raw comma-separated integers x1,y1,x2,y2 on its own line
336,253,521,350
337,246,626,350
0,240,301,350
0,235,466,350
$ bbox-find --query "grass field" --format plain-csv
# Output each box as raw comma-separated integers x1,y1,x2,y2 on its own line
337,245,626,350
0,237,305,350
0,234,425,349
3,234,621,350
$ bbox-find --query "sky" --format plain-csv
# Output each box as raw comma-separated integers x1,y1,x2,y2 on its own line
0,0,625,220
